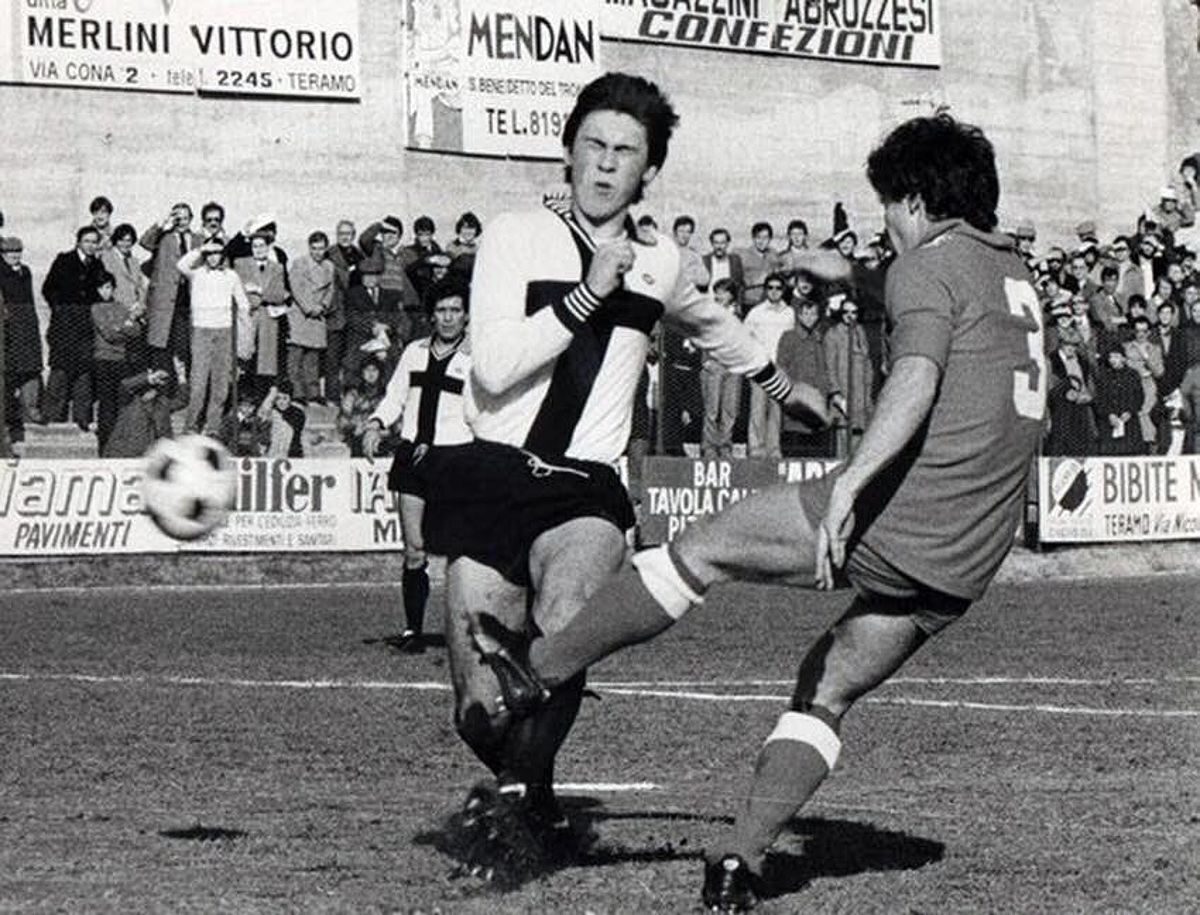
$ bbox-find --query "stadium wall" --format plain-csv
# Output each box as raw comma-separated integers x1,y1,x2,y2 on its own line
0,0,1192,281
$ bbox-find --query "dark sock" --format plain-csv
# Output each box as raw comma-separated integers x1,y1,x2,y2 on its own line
402,564,430,634
726,709,842,870
498,672,587,793
528,546,702,688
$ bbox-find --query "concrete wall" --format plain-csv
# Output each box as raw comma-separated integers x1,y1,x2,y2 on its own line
0,0,1193,292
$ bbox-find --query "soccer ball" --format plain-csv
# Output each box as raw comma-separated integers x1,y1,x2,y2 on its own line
141,434,237,541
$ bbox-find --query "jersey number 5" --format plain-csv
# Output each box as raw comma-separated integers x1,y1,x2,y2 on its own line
1005,277,1046,421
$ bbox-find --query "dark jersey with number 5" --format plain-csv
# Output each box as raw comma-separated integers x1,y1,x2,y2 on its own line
854,220,1044,600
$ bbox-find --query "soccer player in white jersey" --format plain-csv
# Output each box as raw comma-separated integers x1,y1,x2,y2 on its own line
407,72,828,865
362,277,472,654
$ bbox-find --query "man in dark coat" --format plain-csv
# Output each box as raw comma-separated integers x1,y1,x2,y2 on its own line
343,255,407,379
1,236,43,441
325,220,364,404
42,225,106,427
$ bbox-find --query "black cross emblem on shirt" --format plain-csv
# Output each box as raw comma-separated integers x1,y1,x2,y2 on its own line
411,346,465,445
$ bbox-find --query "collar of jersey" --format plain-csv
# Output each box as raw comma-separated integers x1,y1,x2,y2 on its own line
544,194,638,252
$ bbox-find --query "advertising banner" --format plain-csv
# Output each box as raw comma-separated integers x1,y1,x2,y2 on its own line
2,0,361,100
640,456,839,543
0,457,403,557
403,0,603,158
1038,456,1200,543
601,0,941,69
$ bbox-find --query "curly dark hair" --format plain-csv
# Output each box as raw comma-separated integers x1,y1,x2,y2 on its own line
867,114,1000,232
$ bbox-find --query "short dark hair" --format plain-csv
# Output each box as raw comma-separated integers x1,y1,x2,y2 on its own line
1100,265,1118,281
1127,294,1148,311
637,214,657,229
110,223,137,245
89,195,113,215
201,201,225,223
414,215,436,234
787,219,809,234
710,227,731,243
1131,315,1151,328
751,222,773,237
867,113,1000,232
76,225,101,243
307,230,329,246
425,276,470,316
1158,301,1176,314
673,215,695,232
764,272,789,290
172,202,192,218
712,277,739,297
563,71,679,176
455,211,481,234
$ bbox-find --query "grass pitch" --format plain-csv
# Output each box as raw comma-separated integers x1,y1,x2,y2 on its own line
0,574,1195,913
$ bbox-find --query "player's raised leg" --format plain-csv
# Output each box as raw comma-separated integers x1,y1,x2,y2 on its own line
525,480,826,690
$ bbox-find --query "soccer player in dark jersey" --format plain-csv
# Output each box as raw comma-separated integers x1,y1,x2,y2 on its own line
475,114,1046,911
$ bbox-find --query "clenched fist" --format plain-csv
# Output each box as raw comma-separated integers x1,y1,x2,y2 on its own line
586,239,636,299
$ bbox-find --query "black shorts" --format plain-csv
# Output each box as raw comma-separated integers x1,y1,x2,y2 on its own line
410,439,635,587
387,440,427,497
795,470,971,635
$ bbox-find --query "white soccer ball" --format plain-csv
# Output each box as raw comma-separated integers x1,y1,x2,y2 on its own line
141,434,237,541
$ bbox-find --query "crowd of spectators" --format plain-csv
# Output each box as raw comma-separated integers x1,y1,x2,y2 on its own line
0,151,1197,462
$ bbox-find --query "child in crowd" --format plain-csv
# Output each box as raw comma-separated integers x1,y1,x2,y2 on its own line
101,368,173,458
259,380,306,457
91,270,144,453
337,360,389,457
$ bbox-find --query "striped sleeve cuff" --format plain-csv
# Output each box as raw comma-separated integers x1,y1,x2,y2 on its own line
552,282,602,333
751,362,794,403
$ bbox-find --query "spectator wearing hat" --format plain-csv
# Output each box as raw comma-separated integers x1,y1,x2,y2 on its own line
1045,326,1097,456
1123,314,1165,448
360,216,422,316
1013,220,1037,267
0,236,43,432
1045,301,1077,354
91,269,143,453
177,240,251,436
234,232,289,401
1094,347,1144,455
738,221,783,309
101,368,174,458
140,202,201,377
1042,246,1068,287
88,196,115,252
343,254,407,379
1075,220,1100,248
287,231,335,404
446,211,482,279
1153,186,1193,235
42,225,107,428
324,219,363,405
224,214,289,268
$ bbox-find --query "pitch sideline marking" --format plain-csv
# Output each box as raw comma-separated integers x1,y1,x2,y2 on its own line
0,671,1195,718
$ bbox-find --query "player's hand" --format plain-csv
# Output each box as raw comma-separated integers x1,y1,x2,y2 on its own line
362,424,383,459
586,239,635,298
780,381,831,428
815,479,856,590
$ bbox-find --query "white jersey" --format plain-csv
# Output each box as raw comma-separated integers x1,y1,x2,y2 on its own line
467,199,787,463
369,335,473,446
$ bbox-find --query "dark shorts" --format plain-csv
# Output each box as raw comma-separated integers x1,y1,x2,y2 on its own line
795,470,971,635
410,439,635,587
387,440,427,497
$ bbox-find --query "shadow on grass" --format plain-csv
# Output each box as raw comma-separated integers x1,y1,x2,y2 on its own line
759,817,945,898
414,795,941,895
